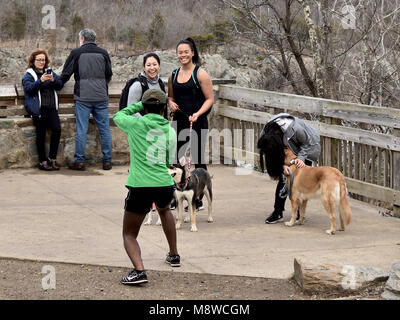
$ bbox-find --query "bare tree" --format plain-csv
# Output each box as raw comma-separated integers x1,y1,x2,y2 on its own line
220,0,400,107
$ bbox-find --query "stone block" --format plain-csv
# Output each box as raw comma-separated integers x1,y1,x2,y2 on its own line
294,258,389,295
22,128,36,138
382,262,400,300
14,118,33,128
0,119,14,129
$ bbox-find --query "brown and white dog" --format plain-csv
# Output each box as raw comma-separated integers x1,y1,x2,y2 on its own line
144,205,161,226
283,148,352,235
168,157,213,232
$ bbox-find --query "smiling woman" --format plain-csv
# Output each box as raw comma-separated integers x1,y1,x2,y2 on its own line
167,37,214,211
126,52,166,118
22,49,64,171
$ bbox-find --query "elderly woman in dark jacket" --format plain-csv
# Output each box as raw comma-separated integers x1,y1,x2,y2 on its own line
22,49,63,171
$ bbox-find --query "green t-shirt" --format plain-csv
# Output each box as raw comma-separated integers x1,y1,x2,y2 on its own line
113,102,176,188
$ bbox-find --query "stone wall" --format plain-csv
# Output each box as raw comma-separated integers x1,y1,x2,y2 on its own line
0,116,130,169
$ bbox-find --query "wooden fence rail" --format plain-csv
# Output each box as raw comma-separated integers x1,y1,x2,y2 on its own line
1,80,399,214
214,85,400,215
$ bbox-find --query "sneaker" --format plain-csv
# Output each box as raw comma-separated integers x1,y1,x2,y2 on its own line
103,161,112,170
165,253,181,267
38,161,54,171
121,269,148,285
47,158,60,171
68,162,85,171
185,200,204,212
265,211,283,224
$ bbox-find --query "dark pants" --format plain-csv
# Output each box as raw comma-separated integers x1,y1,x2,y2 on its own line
32,108,61,163
274,159,312,212
174,116,208,171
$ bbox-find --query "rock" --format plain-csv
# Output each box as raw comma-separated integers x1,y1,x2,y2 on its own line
294,258,389,295
0,120,15,129
381,262,400,300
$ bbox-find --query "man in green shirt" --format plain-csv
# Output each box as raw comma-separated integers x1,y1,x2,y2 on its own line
114,89,180,285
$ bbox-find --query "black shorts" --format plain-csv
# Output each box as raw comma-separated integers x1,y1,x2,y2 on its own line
124,186,175,214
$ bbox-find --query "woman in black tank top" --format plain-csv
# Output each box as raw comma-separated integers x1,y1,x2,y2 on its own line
168,38,214,171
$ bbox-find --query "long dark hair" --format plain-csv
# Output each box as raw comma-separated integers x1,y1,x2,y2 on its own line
176,37,201,65
257,122,285,180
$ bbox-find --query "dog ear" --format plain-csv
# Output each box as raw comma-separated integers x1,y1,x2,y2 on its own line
179,156,187,167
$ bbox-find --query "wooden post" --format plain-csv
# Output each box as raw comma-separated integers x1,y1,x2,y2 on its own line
322,116,339,167
393,128,400,217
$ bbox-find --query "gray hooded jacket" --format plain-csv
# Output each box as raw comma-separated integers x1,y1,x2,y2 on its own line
262,113,321,162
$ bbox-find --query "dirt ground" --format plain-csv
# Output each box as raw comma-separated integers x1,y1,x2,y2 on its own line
0,257,385,300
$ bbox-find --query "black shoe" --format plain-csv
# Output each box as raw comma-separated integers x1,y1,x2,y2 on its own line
103,161,112,170
68,162,85,171
265,211,283,224
185,200,204,212
165,253,181,267
38,161,54,171
47,158,60,171
121,269,148,285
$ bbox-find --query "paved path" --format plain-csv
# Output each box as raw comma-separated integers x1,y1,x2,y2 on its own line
0,165,399,279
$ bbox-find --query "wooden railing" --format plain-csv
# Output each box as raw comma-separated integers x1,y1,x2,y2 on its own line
213,85,400,215
1,80,399,214
0,79,236,117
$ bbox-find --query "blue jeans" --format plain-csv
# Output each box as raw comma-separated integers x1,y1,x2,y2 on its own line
74,100,112,163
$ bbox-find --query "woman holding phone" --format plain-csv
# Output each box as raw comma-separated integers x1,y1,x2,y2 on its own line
22,49,63,171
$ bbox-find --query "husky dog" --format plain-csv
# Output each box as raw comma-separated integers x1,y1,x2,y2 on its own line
168,157,213,232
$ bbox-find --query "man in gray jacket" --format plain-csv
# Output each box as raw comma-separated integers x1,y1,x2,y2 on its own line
61,28,113,171
259,113,321,224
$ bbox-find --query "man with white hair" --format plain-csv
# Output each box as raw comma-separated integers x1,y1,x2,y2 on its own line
61,29,113,171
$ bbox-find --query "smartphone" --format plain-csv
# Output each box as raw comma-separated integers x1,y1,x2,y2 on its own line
46,69,52,74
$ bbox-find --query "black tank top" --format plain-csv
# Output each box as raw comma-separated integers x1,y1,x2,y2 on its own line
172,66,206,121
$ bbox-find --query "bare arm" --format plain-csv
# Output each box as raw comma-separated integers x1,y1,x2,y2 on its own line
189,69,214,122
168,75,179,113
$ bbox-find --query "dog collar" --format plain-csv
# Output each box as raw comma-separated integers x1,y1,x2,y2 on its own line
289,159,296,166
178,176,190,187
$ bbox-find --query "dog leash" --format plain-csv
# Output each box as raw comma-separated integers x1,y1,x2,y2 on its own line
188,120,193,170
279,170,294,199
170,107,194,171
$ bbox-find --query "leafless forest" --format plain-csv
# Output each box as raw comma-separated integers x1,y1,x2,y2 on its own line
2,0,400,109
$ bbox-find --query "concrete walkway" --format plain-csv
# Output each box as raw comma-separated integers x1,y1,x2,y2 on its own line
0,165,399,279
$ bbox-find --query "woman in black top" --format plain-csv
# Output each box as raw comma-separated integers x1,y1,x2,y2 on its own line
168,38,214,171
22,50,63,171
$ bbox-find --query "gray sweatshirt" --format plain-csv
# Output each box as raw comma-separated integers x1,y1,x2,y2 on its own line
127,72,163,117
265,113,321,162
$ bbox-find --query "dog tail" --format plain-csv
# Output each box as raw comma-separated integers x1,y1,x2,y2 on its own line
339,178,352,225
